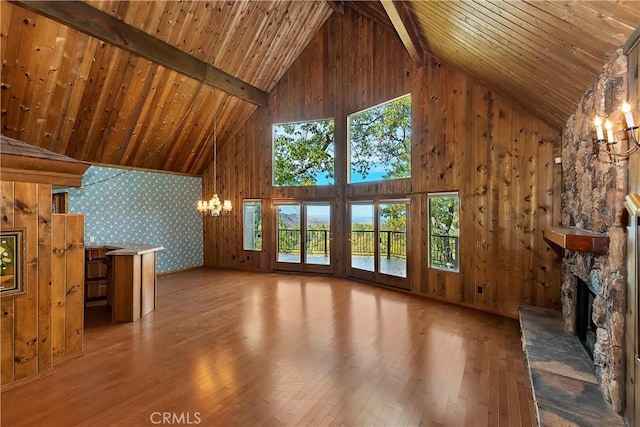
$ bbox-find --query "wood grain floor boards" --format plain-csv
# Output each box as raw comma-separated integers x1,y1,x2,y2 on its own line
0,268,534,426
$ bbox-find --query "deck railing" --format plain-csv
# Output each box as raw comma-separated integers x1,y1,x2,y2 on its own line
277,228,458,268
278,229,407,259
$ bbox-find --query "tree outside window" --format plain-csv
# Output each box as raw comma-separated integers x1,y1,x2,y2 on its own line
348,94,411,183
272,119,334,186
428,193,459,272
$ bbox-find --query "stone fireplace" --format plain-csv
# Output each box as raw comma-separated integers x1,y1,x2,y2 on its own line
560,50,628,413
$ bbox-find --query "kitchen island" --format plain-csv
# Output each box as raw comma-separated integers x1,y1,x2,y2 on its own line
86,243,164,322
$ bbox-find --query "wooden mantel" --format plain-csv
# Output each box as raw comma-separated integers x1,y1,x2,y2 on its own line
543,226,609,254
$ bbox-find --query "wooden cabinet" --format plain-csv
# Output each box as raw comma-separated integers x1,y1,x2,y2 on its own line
84,244,161,321
85,248,111,306
112,252,157,322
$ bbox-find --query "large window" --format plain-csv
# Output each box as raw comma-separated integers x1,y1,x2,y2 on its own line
428,192,459,272
348,94,411,183
272,119,334,186
243,200,262,251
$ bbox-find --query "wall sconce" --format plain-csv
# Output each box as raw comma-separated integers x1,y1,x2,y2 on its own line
593,101,639,158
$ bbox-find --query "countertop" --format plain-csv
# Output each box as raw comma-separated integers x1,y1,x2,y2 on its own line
86,242,164,256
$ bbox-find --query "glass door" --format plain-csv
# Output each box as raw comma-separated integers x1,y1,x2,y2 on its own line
349,200,409,289
274,201,332,273
303,203,332,273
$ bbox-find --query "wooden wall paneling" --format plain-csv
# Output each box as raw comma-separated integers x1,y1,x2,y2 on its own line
13,182,40,380
521,117,539,305
65,214,84,357
551,129,562,303
51,214,66,363
459,76,475,305
496,98,514,315
505,111,524,315
535,136,557,307
473,85,490,307
202,10,563,317
485,90,500,311
0,181,16,385
37,184,52,373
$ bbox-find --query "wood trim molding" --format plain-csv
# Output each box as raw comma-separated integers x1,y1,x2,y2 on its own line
543,226,610,254
9,0,269,108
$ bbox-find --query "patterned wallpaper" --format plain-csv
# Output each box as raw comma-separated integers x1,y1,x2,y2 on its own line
63,166,203,273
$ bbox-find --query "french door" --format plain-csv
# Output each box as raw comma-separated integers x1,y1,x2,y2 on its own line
348,200,409,290
273,201,332,274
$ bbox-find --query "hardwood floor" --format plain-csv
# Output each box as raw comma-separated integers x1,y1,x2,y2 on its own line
1,268,534,426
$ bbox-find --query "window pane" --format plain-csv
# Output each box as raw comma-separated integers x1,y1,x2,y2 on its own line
243,201,262,251
379,203,407,278
277,204,301,263
428,193,460,272
305,204,331,265
348,95,411,183
350,203,375,272
273,119,335,186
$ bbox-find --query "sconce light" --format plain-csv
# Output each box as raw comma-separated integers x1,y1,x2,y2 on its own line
593,101,639,158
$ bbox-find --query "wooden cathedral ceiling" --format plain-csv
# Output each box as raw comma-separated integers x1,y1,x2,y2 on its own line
1,1,639,175
0,0,333,174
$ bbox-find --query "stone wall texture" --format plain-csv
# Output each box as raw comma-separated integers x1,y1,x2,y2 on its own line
561,50,628,413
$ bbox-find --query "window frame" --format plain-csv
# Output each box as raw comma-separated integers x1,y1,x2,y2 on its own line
347,93,412,184
243,199,263,252
427,191,460,273
271,118,335,187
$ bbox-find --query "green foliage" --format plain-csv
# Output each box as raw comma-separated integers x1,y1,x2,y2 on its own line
273,119,334,186
379,203,406,232
428,195,459,270
429,196,459,236
349,95,411,181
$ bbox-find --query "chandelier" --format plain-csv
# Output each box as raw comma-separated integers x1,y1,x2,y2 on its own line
196,118,232,216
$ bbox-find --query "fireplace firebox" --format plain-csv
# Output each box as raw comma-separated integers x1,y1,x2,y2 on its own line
575,277,596,359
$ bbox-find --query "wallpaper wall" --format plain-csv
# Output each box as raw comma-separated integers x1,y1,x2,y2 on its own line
63,166,203,273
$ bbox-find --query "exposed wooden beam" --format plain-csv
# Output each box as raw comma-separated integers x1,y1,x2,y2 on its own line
9,1,269,108
623,24,640,54
380,0,425,66
327,1,345,15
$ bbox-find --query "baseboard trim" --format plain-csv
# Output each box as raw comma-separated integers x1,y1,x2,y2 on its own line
1,368,55,393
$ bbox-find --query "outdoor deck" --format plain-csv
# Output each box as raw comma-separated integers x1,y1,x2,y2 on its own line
277,254,407,278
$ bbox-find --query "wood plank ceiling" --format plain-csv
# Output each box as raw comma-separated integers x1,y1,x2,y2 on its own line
0,0,332,174
403,0,640,128
1,1,638,174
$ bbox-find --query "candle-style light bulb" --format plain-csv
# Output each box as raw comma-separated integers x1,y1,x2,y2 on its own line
594,116,604,140
605,119,615,143
622,102,635,128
